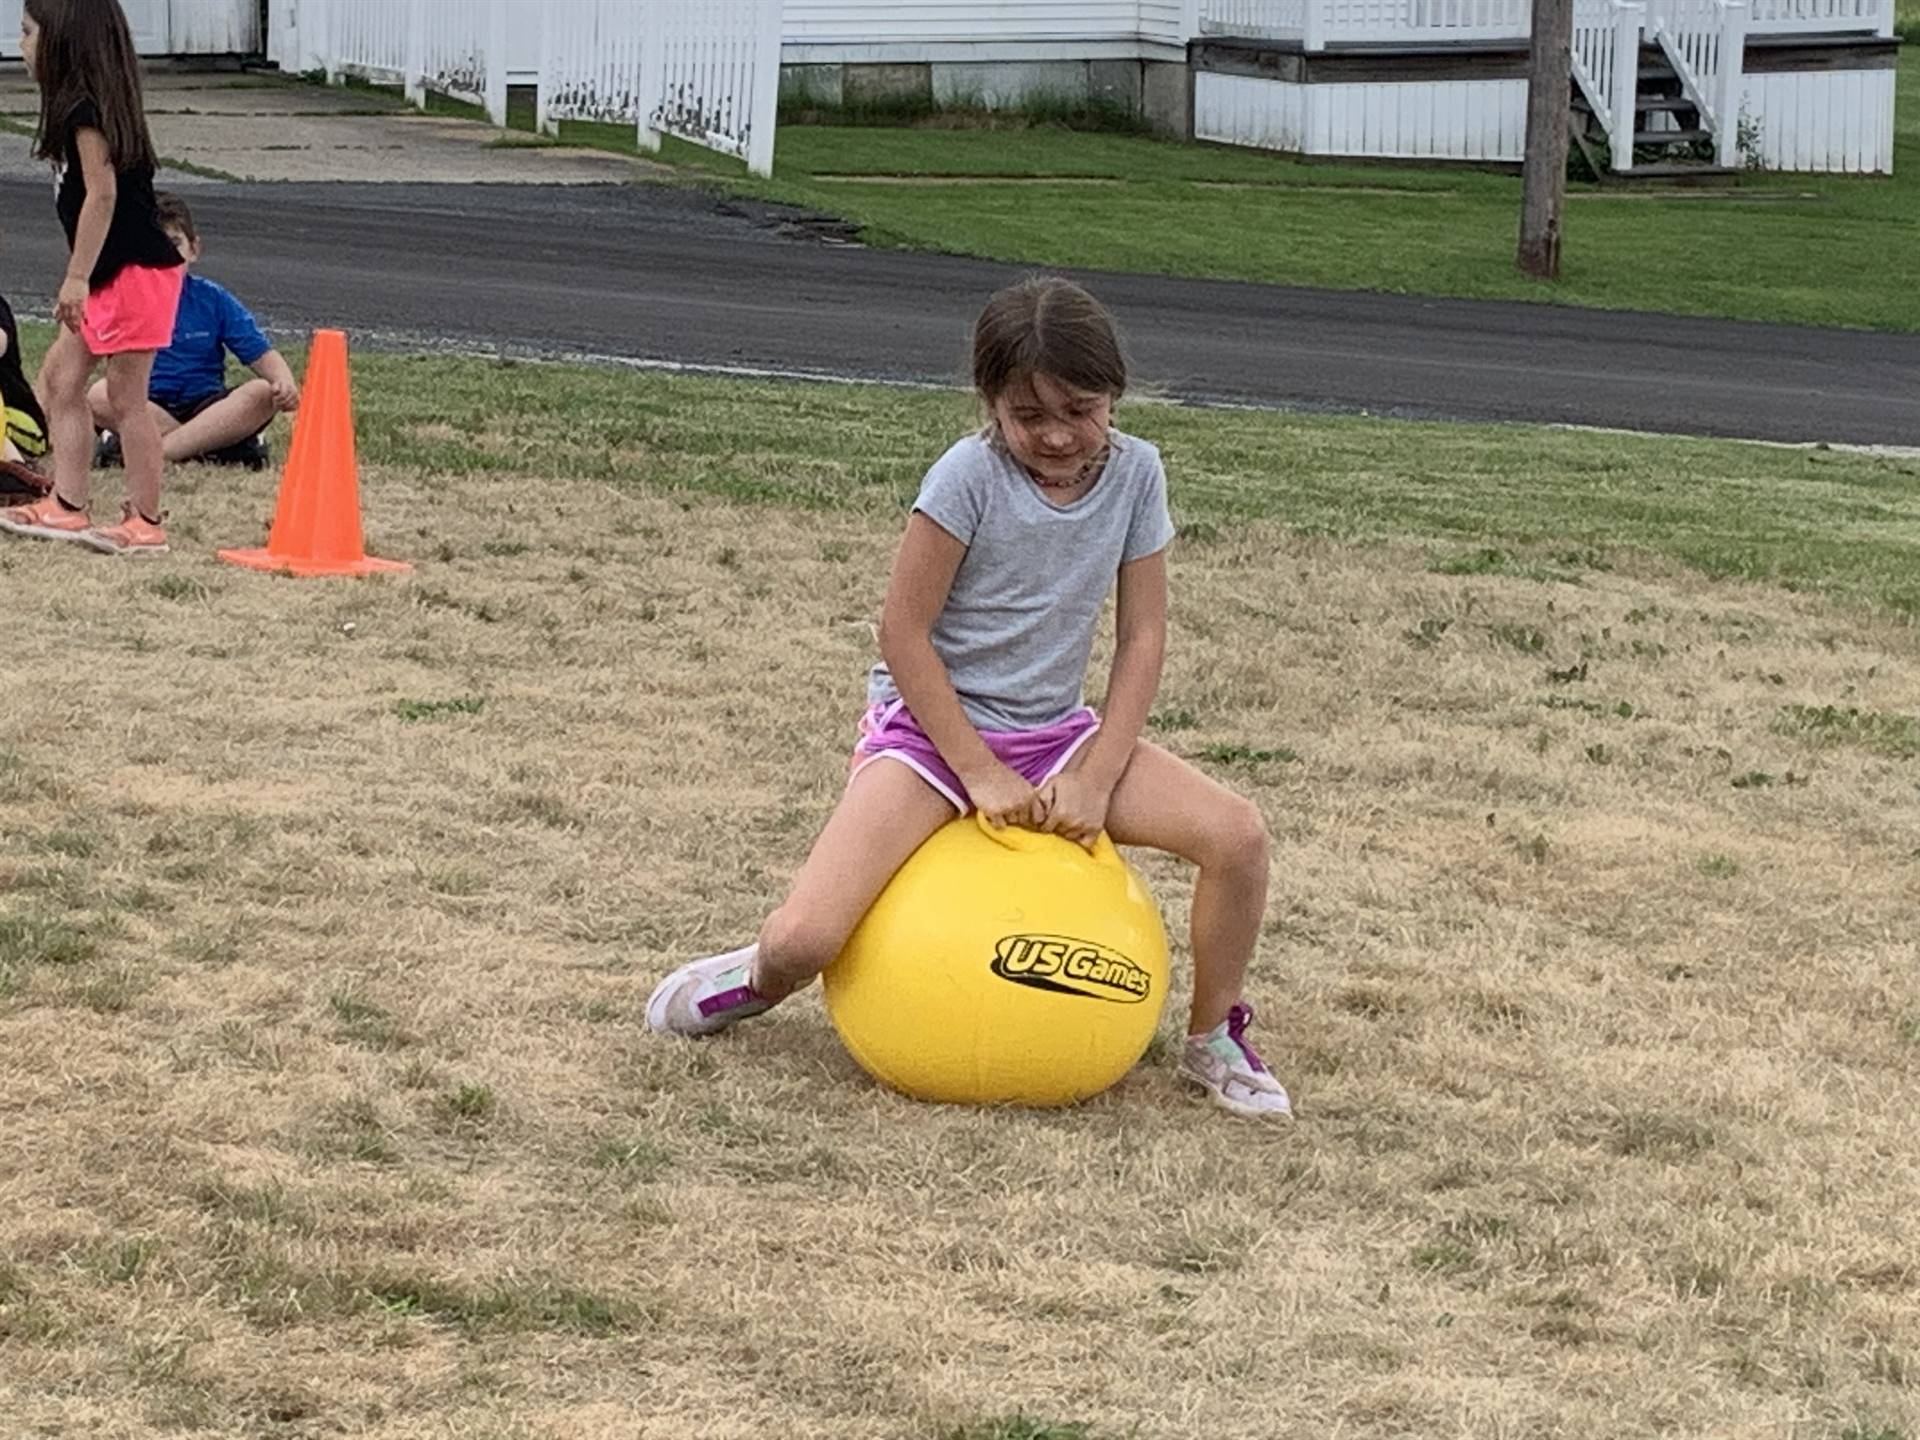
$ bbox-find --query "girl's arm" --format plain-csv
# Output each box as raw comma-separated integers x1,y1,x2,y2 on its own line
56,129,117,332
250,349,301,411
1038,548,1169,846
878,512,1039,827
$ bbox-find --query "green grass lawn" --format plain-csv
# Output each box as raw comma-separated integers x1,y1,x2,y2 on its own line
3,345,1918,1439
18,316,1917,612
20,318,1900,615
310,49,1920,330
350,355,1920,616
537,47,1920,333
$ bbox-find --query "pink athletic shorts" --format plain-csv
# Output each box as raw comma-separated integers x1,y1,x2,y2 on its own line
852,698,1101,814
82,263,185,355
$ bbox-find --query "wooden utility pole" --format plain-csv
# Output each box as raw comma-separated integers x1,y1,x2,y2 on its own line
1517,0,1575,279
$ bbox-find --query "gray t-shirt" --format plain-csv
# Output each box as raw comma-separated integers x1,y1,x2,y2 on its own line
867,428,1177,732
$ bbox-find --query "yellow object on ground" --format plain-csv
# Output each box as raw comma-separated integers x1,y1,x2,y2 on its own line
4,404,49,459
825,814,1170,1107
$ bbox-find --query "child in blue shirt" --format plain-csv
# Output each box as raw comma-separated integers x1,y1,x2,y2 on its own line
92,193,298,471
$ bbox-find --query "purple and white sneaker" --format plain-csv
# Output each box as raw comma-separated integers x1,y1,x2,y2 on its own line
1181,1002,1293,1120
646,944,775,1037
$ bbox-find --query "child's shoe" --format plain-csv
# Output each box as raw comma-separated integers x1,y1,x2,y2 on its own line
82,505,169,557
646,944,775,1037
0,458,51,502
208,435,270,471
1181,1002,1293,1120
0,492,95,545
93,431,122,469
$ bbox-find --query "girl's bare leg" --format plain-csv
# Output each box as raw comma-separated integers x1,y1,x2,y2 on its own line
104,351,162,519
39,330,98,508
647,759,956,1035
1097,741,1271,1034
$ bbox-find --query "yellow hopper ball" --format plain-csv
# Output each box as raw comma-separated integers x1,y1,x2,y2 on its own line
824,814,1170,1107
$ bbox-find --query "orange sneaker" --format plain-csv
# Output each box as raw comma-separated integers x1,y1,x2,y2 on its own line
82,505,170,557
0,493,95,544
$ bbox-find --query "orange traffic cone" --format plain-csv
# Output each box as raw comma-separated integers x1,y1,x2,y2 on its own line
219,330,409,578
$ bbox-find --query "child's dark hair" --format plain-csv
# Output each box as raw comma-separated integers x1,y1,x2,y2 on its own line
154,191,196,243
26,0,158,174
973,277,1128,403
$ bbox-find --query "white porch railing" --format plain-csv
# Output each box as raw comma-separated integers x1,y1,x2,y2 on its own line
1195,0,1887,43
1198,0,1310,38
1573,0,1647,170
286,0,783,176
1744,0,1889,30
1196,0,1527,42
1325,0,1533,40
1197,0,1529,42
1198,0,1786,173
1648,0,1752,163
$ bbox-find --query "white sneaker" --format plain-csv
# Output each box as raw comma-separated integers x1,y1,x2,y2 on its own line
1181,1002,1293,1120
645,944,774,1037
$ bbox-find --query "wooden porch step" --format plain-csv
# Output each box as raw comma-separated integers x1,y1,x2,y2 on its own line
1571,94,1695,116
1633,127,1710,145
1618,161,1739,183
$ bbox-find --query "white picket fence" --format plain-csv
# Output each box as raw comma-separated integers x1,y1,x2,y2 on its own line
321,0,405,83
535,0,647,127
418,5,500,113
291,0,502,114
285,0,784,176
539,0,783,175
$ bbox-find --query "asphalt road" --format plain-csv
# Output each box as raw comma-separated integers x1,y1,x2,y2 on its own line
3,178,1915,446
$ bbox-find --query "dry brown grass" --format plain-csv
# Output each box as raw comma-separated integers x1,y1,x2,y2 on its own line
1,430,1917,1440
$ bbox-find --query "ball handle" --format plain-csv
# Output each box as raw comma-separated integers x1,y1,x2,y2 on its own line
970,811,1123,870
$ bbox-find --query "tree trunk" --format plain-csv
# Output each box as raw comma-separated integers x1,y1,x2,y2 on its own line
1518,0,1574,280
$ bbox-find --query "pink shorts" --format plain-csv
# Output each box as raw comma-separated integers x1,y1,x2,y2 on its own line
82,263,185,356
852,699,1101,814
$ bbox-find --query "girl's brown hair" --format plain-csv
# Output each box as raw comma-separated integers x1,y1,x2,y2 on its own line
154,191,197,243
26,0,157,173
972,276,1128,403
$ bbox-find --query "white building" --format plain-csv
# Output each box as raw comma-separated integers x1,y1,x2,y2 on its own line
69,1,1895,178
0,0,258,58
780,0,1195,121
774,0,1901,175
